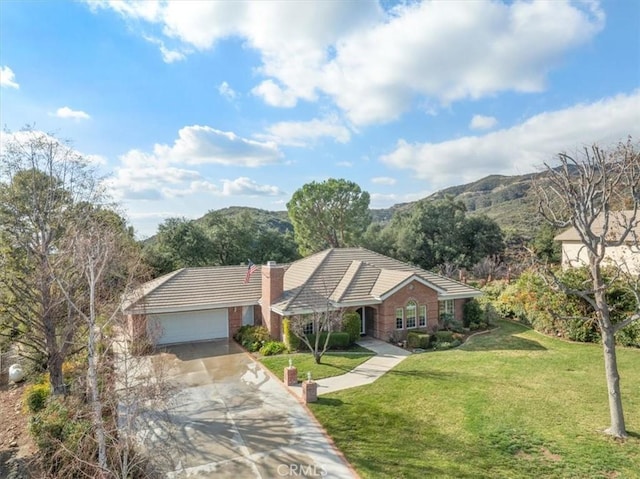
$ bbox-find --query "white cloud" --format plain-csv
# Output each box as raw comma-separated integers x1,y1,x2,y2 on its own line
470,115,498,130
218,81,238,101
54,106,91,120
371,176,396,185
380,91,640,188
105,126,285,201
0,66,19,89
251,80,298,107
336,161,353,168
87,1,604,126
259,115,351,147
153,125,283,167
221,177,283,196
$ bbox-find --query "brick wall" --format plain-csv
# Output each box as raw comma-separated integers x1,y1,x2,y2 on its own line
228,307,243,337
377,280,440,341
261,262,284,339
454,298,466,323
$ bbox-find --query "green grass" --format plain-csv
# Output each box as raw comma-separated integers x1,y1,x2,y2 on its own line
261,351,374,381
308,321,640,479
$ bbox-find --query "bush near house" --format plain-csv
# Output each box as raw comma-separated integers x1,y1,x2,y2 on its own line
342,312,361,345
305,332,350,350
463,299,483,328
234,325,271,352
282,318,299,351
259,341,287,356
407,332,431,349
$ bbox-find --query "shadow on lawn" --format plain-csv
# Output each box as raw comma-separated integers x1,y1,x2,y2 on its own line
461,324,547,352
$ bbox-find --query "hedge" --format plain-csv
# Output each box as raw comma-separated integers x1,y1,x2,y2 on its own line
407,332,431,349
304,332,350,350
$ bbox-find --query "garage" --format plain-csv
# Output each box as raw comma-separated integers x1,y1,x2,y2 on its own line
149,309,229,346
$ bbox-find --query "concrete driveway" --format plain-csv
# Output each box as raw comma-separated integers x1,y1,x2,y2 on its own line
138,340,356,478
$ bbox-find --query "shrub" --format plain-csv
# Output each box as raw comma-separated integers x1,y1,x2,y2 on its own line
434,331,454,343
407,332,431,349
565,318,600,343
342,312,361,345
234,325,271,352
282,319,299,351
435,341,452,350
463,299,483,328
23,383,51,413
305,332,350,350
615,320,640,347
259,341,287,356
29,398,90,456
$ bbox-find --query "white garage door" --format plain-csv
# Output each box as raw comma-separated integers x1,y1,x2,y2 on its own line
149,309,228,345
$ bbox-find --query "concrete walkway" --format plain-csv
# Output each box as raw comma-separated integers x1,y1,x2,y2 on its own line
288,337,411,398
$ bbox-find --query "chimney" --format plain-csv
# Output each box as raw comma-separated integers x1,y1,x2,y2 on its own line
261,261,284,339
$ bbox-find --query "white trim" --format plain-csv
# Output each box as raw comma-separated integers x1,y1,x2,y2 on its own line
378,275,447,301
438,291,483,300
129,300,259,315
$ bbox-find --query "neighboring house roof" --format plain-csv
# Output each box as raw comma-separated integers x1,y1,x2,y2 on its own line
124,265,263,314
554,210,640,243
125,248,481,316
270,248,481,315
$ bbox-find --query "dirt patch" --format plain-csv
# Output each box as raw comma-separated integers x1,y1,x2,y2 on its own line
0,381,41,478
540,447,562,462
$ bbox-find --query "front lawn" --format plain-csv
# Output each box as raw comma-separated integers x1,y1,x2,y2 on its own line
261,351,374,382
309,321,640,478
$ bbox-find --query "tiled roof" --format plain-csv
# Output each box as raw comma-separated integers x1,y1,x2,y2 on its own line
125,265,263,314
555,210,640,242
126,248,482,316
271,248,481,314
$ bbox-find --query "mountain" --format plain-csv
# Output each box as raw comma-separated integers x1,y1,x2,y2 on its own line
143,172,548,243
428,172,542,238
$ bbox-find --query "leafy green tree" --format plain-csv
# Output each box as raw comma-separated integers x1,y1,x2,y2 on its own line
143,217,214,274
381,197,504,270
531,224,561,263
287,178,371,255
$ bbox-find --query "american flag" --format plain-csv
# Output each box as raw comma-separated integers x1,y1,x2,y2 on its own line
244,260,258,284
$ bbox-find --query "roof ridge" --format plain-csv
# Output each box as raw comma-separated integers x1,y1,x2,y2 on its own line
285,249,334,307
332,259,364,302
122,268,185,310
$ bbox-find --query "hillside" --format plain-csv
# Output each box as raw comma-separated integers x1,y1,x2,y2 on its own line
143,172,549,243
428,172,543,238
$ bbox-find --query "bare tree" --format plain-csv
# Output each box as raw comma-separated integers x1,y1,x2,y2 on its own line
0,126,101,394
287,296,344,364
536,138,640,438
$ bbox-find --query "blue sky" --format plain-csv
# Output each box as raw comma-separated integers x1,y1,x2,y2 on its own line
1,0,639,238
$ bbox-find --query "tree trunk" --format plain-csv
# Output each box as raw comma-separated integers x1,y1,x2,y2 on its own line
593,267,627,439
600,324,627,438
87,274,108,472
48,351,66,395
314,352,322,364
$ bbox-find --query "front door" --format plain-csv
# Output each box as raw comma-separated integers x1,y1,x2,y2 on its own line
355,307,366,335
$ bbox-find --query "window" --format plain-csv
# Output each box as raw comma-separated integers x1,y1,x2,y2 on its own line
419,305,427,327
303,321,314,335
439,300,455,321
406,301,417,329
395,307,404,329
